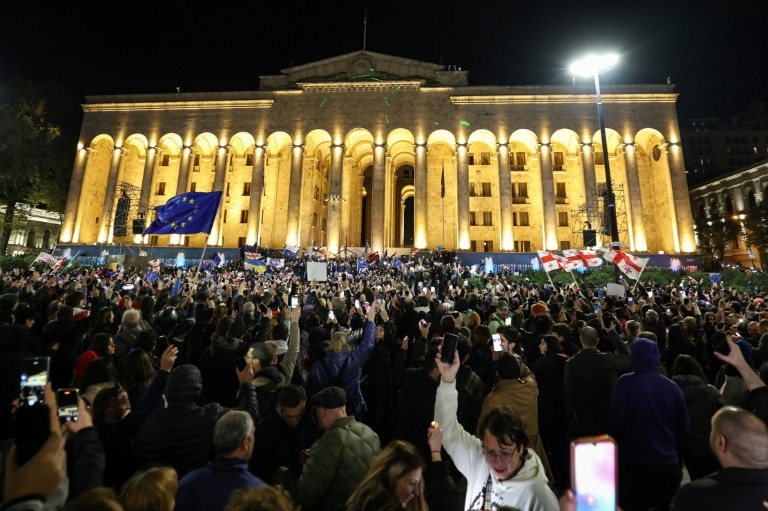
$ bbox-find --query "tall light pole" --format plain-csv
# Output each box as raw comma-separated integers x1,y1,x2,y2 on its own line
570,54,620,254
571,53,621,280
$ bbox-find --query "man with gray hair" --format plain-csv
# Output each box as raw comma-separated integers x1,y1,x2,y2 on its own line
113,308,148,361
175,410,265,511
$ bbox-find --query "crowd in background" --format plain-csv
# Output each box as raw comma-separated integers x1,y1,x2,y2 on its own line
1,255,768,511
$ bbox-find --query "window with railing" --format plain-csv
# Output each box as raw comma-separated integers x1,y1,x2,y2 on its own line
552,151,564,171
513,212,529,226
555,182,568,204
514,240,531,252
512,183,528,203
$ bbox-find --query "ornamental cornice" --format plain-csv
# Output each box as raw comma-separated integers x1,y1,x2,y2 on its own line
297,81,423,93
450,93,678,105
83,100,274,113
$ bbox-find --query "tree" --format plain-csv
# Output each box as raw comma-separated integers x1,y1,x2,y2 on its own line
742,198,768,269
693,205,741,265
0,77,71,255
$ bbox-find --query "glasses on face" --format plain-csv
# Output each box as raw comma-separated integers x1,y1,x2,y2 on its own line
482,448,518,463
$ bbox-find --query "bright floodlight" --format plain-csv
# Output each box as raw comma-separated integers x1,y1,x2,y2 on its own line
569,53,619,77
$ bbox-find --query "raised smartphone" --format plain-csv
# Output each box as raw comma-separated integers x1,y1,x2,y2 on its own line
328,310,335,320
492,333,503,352
571,435,617,511
16,357,52,465
290,296,298,309
440,333,459,364
57,388,79,425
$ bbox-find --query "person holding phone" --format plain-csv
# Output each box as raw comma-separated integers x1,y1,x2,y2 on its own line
434,349,558,510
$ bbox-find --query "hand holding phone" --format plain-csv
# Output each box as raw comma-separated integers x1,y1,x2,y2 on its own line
571,435,617,511
16,357,52,466
440,333,459,364
56,388,79,425
492,333,503,352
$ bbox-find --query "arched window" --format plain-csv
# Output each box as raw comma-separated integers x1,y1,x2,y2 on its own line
26,228,36,248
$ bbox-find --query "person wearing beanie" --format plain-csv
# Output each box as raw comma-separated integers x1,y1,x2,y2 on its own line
0,292,19,312
273,386,381,510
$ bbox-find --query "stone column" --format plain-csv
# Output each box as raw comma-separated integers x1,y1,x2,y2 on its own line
248,144,266,246
208,145,230,246
175,145,193,195
62,147,93,243
139,146,159,217
370,143,387,254
622,143,646,251
666,143,696,253
580,143,598,206
539,144,557,250
327,144,345,255
414,143,428,249
497,142,513,251
456,143,470,250
98,146,126,244
285,144,305,247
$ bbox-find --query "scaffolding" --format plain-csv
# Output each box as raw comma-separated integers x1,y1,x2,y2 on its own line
107,182,147,238
571,182,628,249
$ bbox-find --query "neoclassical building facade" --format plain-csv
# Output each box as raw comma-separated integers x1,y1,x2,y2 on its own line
60,50,695,258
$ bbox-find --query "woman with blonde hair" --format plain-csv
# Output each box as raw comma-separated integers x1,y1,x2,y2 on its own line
625,319,642,344
118,466,178,511
346,439,428,511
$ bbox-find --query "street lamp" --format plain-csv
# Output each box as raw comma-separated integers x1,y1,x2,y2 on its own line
570,54,620,256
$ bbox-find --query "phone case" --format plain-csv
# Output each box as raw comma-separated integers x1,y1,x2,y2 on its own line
571,435,617,511
441,334,458,363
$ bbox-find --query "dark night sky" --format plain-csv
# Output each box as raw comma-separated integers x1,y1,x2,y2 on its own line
1,1,763,136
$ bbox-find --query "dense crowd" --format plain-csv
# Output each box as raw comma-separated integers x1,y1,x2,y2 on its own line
1,257,767,511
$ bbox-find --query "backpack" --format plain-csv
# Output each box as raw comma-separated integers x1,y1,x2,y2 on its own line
319,356,358,416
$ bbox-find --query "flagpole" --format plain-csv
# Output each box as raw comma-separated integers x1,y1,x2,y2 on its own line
198,243,209,275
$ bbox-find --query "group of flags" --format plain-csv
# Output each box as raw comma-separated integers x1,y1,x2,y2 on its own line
537,248,650,280
31,251,80,273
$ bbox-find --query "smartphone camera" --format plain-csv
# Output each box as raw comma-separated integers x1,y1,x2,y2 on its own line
290,296,298,309
492,333,503,352
57,388,79,425
592,304,600,314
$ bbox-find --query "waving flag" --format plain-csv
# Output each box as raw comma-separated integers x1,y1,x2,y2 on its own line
33,252,58,266
357,257,370,273
602,249,649,280
563,249,603,268
284,246,300,259
143,191,222,235
392,256,403,268
537,250,572,272
52,256,67,272
267,258,285,268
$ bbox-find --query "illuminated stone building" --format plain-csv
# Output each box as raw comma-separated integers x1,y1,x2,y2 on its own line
59,50,695,258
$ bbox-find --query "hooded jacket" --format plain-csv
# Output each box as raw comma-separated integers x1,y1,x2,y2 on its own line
435,379,559,511
134,364,258,478
611,338,689,464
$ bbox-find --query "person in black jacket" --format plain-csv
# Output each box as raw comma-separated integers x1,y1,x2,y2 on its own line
563,325,632,439
133,356,257,479
249,384,319,483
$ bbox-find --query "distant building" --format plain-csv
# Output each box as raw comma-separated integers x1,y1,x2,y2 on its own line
681,103,768,186
59,50,695,258
688,158,768,269
0,203,61,256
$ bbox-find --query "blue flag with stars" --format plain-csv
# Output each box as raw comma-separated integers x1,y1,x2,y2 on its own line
143,191,223,235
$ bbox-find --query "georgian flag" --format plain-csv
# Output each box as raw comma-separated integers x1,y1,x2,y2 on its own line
563,249,603,268
537,250,573,272
602,249,649,280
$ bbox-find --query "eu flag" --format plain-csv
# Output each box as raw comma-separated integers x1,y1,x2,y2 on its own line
143,191,222,235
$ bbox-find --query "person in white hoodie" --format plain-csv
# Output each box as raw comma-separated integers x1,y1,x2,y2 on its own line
434,348,558,511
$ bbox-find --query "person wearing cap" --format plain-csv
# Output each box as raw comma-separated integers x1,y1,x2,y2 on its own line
487,299,510,334
273,385,381,511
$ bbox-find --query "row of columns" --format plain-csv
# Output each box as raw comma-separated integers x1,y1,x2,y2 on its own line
62,138,689,254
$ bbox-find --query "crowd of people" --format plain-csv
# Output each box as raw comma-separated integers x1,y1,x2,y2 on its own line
0,256,767,511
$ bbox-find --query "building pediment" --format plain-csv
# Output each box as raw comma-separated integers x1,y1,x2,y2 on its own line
258,50,468,91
